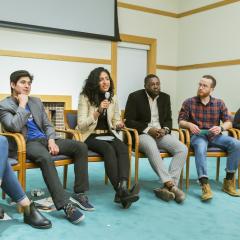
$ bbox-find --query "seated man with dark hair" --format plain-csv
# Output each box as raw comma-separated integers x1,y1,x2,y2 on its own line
0,70,94,225
125,74,187,203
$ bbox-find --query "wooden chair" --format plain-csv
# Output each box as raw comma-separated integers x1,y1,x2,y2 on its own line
0,132,24,200
232,128,240,186
182,128,239,189
64,110,133,188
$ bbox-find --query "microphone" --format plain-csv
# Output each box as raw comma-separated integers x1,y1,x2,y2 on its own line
103,92,110,116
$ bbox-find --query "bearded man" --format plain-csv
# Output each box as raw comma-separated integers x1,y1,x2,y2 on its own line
179,75,240,201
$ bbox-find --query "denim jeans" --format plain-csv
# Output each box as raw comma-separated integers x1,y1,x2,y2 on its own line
0,136,26,202
191,134,240,179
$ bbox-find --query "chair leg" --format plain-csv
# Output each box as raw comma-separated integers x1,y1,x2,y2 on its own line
2,191,6,200
104,173,108,185
63,165,68,189
238,164,240,188
17,205,23,213
134,156,139,184
216,157,220,182
179,168,184,190
186,156,190,190
128,156,132,190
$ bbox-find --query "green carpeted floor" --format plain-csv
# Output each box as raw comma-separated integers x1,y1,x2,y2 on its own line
1,157,239,240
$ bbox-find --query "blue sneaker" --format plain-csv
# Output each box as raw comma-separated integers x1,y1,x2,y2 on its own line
70,193,95,211
63,202,84,224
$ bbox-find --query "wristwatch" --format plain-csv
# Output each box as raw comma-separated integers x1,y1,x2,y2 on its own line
163,127,170,134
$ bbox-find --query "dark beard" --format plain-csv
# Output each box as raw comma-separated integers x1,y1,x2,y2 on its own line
147,90,160,99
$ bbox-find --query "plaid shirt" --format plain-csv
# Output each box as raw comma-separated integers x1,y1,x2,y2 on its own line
178,96,231,129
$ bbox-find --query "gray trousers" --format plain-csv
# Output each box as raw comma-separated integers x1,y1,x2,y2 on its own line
139,134,187,186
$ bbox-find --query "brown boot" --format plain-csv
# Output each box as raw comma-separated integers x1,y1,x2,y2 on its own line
201,183,213,201
153,188,175,202
170,186,186,203
222,178,240,196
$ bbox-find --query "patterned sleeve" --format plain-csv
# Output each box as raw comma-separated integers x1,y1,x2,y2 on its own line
219,100,231,123
178,99,190,123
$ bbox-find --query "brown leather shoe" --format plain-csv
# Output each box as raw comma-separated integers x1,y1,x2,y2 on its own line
201,183,213,201
153,187,175,202
24,202,52,229
170,186,186,203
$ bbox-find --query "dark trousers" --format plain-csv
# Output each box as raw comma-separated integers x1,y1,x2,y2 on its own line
26,138,89,210
85,135,129,190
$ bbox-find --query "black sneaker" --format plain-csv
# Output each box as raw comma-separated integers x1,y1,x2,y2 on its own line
63,202,85,224
70,193,95,211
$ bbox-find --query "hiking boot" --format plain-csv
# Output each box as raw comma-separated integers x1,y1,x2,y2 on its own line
201,183,213,201
222,178,240,197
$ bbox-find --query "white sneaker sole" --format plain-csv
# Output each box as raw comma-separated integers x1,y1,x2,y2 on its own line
70,197,95,211
72,214,85,224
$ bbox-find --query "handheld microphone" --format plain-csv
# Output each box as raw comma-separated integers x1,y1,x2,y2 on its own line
103,92,110,116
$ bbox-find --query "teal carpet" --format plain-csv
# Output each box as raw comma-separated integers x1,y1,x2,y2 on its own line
1,157,239,240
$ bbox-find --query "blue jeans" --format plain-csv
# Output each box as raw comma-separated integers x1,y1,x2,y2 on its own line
0,136,26,202
191,134,240,179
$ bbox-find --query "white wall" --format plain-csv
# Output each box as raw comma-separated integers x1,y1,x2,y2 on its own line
157,69,178,127
0,0,179,116
0,28,110,58
0,28,111,109
177,2,240,116
119,0,179,12
118,8,178,65
118,4,179,123
0,56,110,109
1,0,238,126
178,2,240,65
178,0,221,12
119,0,222,13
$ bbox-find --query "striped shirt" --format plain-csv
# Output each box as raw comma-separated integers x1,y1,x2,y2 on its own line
178,96,231,129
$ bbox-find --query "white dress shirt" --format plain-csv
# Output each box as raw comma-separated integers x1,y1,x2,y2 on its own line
143,91,161,134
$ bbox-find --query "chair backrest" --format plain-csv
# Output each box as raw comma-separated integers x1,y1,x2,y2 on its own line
121,109,125,122
230,111,235,122
64,110,78,130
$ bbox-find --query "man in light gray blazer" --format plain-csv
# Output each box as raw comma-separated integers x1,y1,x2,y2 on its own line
0,70,94,224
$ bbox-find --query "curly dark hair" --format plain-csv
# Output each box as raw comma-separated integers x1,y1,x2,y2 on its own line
81,67,114,106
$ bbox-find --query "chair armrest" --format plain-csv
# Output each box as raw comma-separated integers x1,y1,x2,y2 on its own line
55,128,82,141
228,128,239,139
232,128,240,139
124,128,140,154
171,128,185,143
120,128,132,148
0,132,26,166
180,128,191,148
